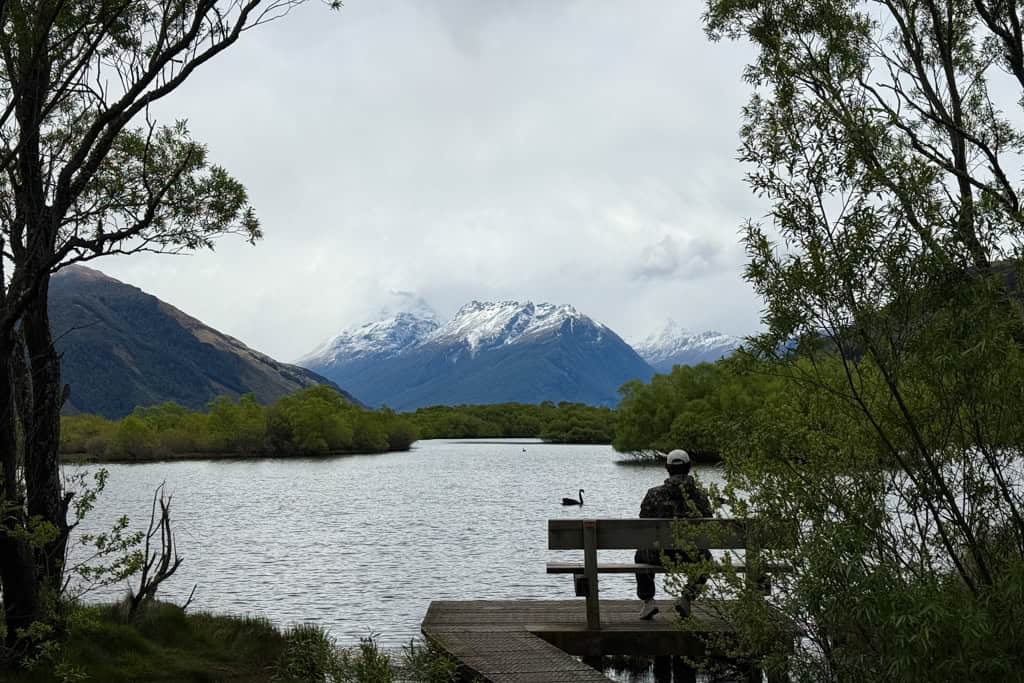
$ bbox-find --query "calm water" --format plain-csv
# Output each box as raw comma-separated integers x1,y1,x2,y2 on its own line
68,439,723,647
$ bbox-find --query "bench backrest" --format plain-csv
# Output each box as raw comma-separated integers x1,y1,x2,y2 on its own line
547,518,767,629
548,518,751,551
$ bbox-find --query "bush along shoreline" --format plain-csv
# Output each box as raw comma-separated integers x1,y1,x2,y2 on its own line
405,401,615,443
61,393,623,463
60,386,418,462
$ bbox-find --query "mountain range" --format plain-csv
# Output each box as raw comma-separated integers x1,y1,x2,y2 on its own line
51,266,349,418
298,301,657,410
298,302,742,411
48,266,744,416
630,320,742,373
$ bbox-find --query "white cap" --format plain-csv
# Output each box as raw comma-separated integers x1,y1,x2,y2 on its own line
666,449,690,465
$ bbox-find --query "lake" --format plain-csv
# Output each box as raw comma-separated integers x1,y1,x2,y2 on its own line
68,439,724,647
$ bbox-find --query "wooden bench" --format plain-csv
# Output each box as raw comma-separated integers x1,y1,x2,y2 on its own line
547,518,767,630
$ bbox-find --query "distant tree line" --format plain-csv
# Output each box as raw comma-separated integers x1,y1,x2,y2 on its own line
613,362,783,460
405,401,616,444
61,386,417,460
60,392,623,461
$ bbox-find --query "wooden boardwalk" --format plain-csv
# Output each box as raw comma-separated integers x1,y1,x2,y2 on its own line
421,599,739,682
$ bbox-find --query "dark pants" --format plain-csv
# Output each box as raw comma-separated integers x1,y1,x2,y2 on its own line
635,548,710,601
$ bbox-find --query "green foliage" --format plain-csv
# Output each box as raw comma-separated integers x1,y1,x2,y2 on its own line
67,512,144,599
208,394,268,452
60,387,419,460
701,350,1024,681
0,0,339,661
1,601,288,682
271,623,345,683
112,416,156,457
1,601,474,683
613,361,783,459
407,402,614,443
60,414,118,456
385,419,418,451
700,0,1024,678
401,639,460,683
334,634,394,683
271,387,355,453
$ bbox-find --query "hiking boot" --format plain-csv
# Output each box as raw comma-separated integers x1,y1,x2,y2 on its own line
674,594,692,618
639,599,659,620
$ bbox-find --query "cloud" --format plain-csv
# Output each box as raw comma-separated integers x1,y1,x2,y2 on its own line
379,290,439,321
94,0,767,361
632,234,723,281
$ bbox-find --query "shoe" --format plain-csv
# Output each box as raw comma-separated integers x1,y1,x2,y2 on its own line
639,599,659,620
674,594,692,618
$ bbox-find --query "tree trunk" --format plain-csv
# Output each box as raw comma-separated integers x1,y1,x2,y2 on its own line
0,331,40,653
21,278,68,592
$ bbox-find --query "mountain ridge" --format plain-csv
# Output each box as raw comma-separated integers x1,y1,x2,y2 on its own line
631,319,743,372
300,300,655,409
51,265,352,418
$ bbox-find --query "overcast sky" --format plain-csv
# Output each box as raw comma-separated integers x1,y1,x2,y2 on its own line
97,0,766,362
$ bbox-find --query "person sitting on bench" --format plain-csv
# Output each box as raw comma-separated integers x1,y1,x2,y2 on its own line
636,449,713,620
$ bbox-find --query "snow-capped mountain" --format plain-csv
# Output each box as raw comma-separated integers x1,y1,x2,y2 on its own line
424,301,605,354
632,320,743,373
299,300,654,410
298,311,440,367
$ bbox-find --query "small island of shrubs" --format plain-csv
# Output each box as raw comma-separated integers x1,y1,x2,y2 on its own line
60,388,621,462
407,401,615,443
61,386,418,461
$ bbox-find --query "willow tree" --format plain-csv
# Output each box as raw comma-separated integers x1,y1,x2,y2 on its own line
0,0,337,659
704,0,1024,679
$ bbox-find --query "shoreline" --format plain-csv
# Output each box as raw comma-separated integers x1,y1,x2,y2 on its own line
60,447,412,464
60,438,620,464
614,451,722,466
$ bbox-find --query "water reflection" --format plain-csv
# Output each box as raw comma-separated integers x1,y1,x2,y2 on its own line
68,439,724,647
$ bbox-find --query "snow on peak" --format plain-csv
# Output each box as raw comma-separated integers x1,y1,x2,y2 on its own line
299,298,616,367
376,293,439,323
632,319,743,366
298,309,439,365
427,300,604,354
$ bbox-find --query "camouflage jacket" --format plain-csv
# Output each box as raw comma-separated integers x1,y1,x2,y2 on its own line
639,474,712,519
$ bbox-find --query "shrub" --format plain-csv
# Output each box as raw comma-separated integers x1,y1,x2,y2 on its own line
271,623,342,683
402,639,459,682
335,633,394,683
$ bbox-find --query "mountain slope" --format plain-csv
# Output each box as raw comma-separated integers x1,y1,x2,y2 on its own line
632,320,742,373
51,265,350,418
300,300,656,410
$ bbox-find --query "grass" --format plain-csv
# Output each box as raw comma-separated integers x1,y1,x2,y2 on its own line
1,602,470,683
2,602,288,682
400,639,461,682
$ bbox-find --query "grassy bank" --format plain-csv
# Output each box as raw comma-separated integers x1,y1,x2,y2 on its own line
1,601,464,682
2,602,288,682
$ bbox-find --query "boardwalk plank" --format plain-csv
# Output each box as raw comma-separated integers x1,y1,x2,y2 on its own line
421,599,753,682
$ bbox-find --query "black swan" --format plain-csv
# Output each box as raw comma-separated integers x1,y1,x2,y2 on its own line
561,489,584,506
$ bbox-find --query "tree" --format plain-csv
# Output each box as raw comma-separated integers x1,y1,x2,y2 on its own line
0,0,338,661
272,386,356,452
704,0,1024,678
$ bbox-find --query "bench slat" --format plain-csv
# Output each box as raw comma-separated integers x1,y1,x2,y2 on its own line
548,518,749,550
546,561,787,574
547,562,666,574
